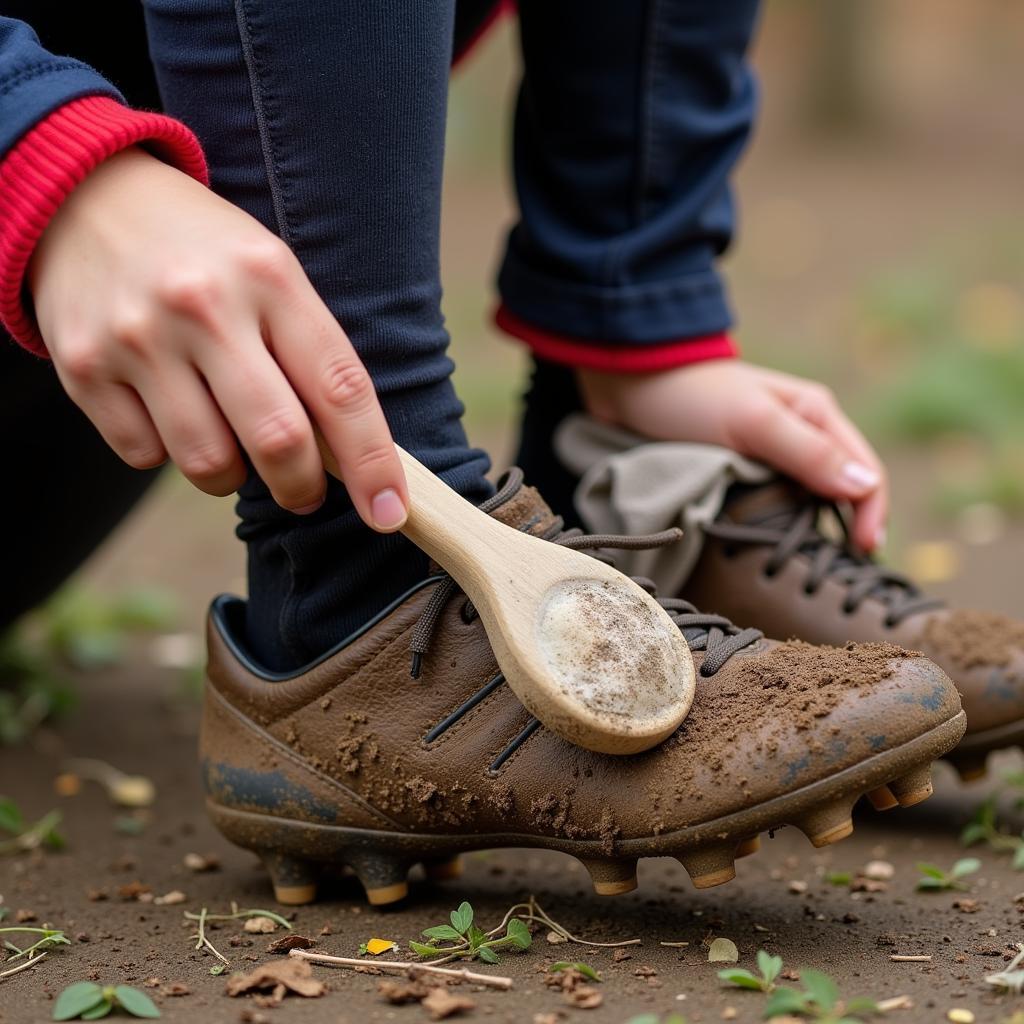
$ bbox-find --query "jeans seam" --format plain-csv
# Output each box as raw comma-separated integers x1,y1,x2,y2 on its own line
233,0,293,245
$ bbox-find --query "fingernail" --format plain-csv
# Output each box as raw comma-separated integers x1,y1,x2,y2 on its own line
840,461,880,491
371,488,407,530
293,498,324,516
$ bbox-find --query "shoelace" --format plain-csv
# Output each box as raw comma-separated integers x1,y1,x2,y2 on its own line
704,497,944,627
409,468,763,680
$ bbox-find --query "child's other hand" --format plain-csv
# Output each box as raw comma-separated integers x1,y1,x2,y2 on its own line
29,147,408,531
578,360,887,552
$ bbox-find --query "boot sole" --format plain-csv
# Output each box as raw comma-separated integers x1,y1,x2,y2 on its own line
945,717,1024,782
207,710,965,905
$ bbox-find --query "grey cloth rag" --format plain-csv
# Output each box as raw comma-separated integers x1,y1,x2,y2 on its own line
554,414,774,594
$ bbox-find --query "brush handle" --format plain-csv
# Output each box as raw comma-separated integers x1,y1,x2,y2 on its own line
315,435,505,584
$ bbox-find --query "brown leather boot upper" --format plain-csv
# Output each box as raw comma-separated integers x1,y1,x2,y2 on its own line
680,480,1023,757
201,473,964,902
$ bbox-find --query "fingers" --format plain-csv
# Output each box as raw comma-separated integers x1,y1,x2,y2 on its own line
198,339,326,514
58,374,168,471
734,397,881,506
133,361,247,497
265,282,408,532
770,379,889,551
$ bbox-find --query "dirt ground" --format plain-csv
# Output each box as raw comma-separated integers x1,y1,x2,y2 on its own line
5,6,1024,1023
4,647,1024,1024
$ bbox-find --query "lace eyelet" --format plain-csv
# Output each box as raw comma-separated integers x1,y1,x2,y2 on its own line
883,615,897,629
841,602,856,616
762,564,779,580
803,582,818,596
459,602,475,625
722,545,739,560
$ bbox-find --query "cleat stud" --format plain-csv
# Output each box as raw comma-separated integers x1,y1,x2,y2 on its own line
948,753,988,783
866,785,899,812
678,844,737,889
260,851,319,906
580,857,638,896
736,835,761,859
344,849,412,906
423,855,463,883
795,800,855,848
888,764,934,807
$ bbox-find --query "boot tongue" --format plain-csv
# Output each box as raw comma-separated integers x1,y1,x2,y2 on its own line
720,479,811,529
488,480,563,538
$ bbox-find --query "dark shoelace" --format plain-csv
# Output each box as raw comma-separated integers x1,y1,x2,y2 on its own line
704,498,944,627
409,468,763,680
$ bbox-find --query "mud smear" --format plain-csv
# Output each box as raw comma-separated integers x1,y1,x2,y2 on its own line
923,610,1024,670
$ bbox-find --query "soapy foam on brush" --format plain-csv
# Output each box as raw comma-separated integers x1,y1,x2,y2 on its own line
536,578,690,720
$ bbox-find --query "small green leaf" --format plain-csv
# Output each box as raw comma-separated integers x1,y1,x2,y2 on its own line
450,901,473,934
718,968,764,990
764,987,807,1018
825,871,852,886
708,937,739,963
757,950,783,984
80,1000,113,1021
1013,845,1024,870
624,1017,661,1024
800,969,839,1012
0,797,24,835
505,918,532,950
952,857,981,878
53,982,105,1021
960,822,988,846
916,877,946,890
915,862,945,879
422,925,462,941
410,941,441,957
113,986,161,1019
477,945,500,964
209,964,226,976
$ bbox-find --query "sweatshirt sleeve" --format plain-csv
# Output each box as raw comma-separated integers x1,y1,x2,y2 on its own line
0,17,207,356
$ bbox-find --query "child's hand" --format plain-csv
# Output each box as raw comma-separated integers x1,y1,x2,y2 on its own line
29,147,408,531
578,360,887,552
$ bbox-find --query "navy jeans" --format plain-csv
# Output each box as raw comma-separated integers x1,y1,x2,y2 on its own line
1,0,759,667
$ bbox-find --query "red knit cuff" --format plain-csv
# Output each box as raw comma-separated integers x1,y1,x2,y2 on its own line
0,95,209,356
495,304,739,373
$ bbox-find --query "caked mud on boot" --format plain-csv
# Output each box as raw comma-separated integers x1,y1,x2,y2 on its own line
679,478,1024,780
201,470,965,906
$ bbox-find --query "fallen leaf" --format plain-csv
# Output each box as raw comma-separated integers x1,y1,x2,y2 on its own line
159,983,190,997
612,948,632,963
378,979,430,1005
788,880,808,895
363,937,397,955
422,986,477,1020
225,958,325,1003
14,909,36,923
564,984,603,1009
243,916,279,934
546,930,568,945
633,966,658,977
708,938,739,963
947,1011,974,1024
117,881,151,901
266,933,315,954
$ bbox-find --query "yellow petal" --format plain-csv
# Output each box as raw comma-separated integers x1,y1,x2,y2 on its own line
365,938,397,955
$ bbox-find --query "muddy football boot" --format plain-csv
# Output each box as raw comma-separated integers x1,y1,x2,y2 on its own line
680,479,1020,782
201,471,965,906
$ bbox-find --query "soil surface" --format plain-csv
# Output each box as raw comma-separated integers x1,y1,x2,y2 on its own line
3,647,1024,1024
